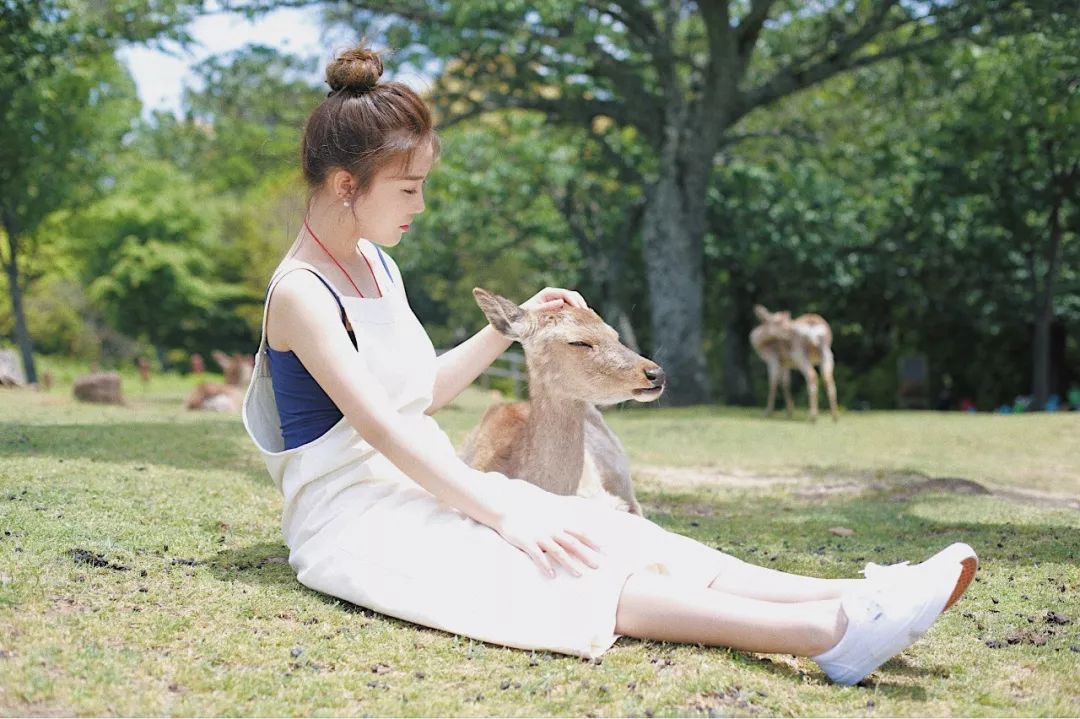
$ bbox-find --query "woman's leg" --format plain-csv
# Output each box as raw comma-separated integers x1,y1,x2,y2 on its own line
706,554,863,602
615,571,847,656
653,527,862,603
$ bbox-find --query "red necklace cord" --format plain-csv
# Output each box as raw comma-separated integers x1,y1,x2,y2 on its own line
303,218,382,298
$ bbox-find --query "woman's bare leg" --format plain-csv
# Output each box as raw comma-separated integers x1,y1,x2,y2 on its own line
706,555,863,602
615,571,847,656
654,528,862,602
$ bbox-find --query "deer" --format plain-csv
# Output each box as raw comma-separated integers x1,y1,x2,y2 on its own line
749,304,838,422
184,351,252,412
459,288,665,515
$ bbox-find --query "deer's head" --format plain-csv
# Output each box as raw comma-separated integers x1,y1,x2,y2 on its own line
473,288,664,405
753,304,791,325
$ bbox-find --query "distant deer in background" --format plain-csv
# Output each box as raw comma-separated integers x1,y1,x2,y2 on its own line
750,304,838,422
460,288,665,515
185,351,253,413
211,350,254,387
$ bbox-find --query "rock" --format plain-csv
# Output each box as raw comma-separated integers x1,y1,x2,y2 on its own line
0,350,26,387
73,372,124,405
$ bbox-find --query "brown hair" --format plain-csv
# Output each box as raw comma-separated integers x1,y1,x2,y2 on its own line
301,45,438,201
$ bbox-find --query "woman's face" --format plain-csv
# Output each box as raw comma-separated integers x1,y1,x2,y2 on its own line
352,140,435,247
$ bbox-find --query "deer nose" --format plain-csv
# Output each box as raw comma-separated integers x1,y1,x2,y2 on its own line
644,366,665,386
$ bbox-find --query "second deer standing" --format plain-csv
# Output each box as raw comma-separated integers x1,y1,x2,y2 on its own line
750,304,839,422
460,288,665,515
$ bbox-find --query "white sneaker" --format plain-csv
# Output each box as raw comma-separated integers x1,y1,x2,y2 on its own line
861,542,978,612
813,560,961,685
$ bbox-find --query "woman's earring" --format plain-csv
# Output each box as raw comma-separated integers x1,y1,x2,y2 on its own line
343,200,350,208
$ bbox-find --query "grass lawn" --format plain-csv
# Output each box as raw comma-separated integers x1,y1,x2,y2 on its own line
1,370,1078,716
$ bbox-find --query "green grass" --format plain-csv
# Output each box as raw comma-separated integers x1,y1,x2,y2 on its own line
1,375,1078,716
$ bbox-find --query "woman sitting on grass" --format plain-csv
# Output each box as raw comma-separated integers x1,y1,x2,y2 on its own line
242,43,978,686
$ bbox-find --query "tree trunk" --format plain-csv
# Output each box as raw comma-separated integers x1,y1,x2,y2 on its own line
1032,310,1051,410
1031,194,1064,411
3,229,37,385
641,172,710,405
154,344,170,372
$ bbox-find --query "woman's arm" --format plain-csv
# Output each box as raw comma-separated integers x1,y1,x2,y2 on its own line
426,324,511,414
426,286,589,414
268,274,599,576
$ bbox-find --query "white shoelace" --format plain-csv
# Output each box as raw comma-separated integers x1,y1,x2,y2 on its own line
860,560,911,579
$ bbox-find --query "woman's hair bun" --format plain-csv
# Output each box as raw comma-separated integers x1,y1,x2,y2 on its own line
326,46,384,95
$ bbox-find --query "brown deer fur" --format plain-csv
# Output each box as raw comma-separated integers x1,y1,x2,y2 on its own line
184,351,251,412
460,288,665,514
211,350,254,387
184,382,242,412
749,304,838,421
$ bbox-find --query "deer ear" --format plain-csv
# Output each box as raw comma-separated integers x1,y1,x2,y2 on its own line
753,305,771,323
473,287,527,340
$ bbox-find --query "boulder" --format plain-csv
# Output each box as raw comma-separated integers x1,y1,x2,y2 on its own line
73,372,124,405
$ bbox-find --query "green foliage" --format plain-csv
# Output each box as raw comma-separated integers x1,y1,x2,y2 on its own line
0,0,201,380
393,113,584,347
167,45,322,191
89,238,251,357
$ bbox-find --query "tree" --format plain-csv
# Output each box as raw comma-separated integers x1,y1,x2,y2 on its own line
0,0,200,382
898,31,1079,409
391,113,583,348
174,45,322,191
64,159,254,364
233,0,1076,404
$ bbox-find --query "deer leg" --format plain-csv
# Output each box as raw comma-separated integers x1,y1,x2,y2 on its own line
821,347,839,422
781,369,794,419
764,357,780,417
798,358,819,422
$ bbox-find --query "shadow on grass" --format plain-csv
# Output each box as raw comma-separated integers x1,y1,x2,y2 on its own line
0,420,261,477
644,484,1080,569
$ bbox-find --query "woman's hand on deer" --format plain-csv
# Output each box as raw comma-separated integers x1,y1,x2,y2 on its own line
520,287,588,313
494,497,603,578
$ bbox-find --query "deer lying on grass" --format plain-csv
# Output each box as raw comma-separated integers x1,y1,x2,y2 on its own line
211,350,254,387
184,351,252,412
460,288,665,515
184,382,242,412
750,304,838,422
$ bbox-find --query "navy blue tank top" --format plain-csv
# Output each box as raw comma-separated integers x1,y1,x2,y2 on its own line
267,249,395,449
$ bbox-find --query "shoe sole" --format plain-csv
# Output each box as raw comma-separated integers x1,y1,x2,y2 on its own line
945,555,977,611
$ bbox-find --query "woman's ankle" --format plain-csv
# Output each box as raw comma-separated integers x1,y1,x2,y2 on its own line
805,600,848,656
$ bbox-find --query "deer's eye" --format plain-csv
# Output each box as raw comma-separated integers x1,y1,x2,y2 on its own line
568,341,593,349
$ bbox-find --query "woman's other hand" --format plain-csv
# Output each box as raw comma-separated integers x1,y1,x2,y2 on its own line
519,287,588,313
494,496,603,578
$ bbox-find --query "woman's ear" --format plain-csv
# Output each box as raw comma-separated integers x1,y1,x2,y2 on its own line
331,169,357,203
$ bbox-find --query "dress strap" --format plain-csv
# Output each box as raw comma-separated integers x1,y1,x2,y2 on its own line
259,261,345,352
375,246,396,285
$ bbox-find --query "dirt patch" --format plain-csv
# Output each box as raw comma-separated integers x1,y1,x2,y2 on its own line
636,464,805,489
636,465,1080,510
685,687,764,716
69,548,128,571
890,477,992,500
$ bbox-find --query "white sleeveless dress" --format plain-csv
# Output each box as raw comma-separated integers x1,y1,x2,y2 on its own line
242,244,728,659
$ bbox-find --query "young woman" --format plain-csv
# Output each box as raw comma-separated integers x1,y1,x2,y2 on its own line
242,45,977,686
